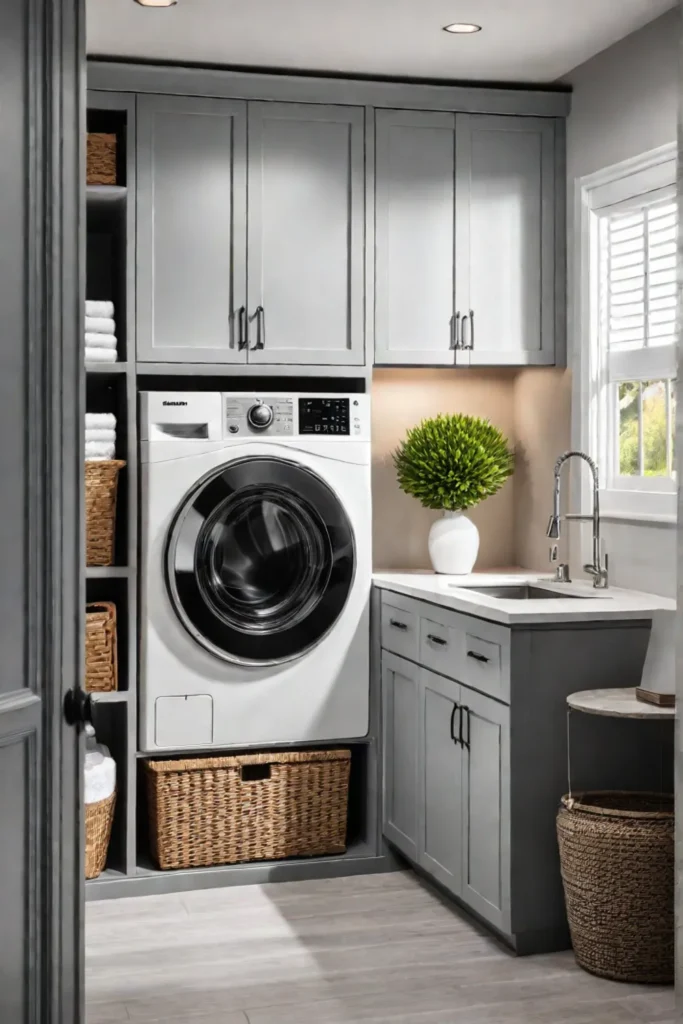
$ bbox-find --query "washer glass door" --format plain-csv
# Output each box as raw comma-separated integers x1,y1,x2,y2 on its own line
166,456,356,665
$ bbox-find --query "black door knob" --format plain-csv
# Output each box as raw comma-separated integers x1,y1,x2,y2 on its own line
64,688,93,728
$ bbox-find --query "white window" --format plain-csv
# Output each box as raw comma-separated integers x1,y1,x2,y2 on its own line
577,145,678,520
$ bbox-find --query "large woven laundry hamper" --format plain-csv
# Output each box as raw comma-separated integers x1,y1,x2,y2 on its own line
145,749,351,870
557,791,674,984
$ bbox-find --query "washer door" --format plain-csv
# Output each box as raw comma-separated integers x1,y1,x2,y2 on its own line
166,456,356,665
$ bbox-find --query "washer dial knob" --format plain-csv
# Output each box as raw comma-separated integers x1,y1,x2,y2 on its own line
247,402,274,430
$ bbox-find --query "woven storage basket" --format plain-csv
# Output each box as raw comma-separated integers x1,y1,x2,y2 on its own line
557,791,674,985
87,132,117,186
85,791,116,879
85,460,125,566
85,602,118,693
145,749,351,870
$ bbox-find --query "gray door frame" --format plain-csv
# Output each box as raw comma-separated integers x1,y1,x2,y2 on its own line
0,0,85,1019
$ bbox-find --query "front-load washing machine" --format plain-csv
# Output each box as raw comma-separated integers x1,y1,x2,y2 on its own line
139,390,371,752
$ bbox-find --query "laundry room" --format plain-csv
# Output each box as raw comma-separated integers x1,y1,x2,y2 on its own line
70,2,682,1022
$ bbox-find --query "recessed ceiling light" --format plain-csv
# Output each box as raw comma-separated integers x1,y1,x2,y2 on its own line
443,22,482,34
135,0,177,7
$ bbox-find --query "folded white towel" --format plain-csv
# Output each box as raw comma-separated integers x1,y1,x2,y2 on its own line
86,300,115,319
85,441,116,460
85,332,117,350
86,413,117,429
85,428,116,443
85,316,116,336
85,348,117,363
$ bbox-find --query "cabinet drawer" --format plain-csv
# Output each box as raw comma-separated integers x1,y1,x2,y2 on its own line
381,602,419,661
419,617,460,678
462,629,504,702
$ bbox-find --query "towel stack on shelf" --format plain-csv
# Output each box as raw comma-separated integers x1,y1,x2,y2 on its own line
86,413,117,461
85,300,118,363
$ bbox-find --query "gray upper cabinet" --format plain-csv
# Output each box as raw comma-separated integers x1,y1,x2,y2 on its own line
455,115,557,367
246,102,365,366
460,685,510,933
382,652,420,862
137,95,248,364
374,110,560,368
375,110,457,366
420,670,463,896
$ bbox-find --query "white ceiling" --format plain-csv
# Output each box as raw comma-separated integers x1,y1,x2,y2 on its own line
86,0,676,84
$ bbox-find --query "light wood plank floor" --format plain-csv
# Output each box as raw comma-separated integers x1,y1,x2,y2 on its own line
86,871,675,1024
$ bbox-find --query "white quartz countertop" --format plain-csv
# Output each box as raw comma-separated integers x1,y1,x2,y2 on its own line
372,570,675,625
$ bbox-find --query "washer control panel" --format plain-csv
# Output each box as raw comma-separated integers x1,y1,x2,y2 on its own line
222,394,369,439
224,396,294,436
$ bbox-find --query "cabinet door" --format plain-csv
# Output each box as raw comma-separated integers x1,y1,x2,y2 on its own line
460,686,511,932
419,669,463,896
246,102,365,366
455,114,556,366
375,110,457,365
137,95,247,364
381,652,420,862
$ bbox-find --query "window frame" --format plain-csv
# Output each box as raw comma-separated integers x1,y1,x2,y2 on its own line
574,143,678,523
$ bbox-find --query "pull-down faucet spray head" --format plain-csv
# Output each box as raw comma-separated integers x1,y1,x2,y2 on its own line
546,514,561,540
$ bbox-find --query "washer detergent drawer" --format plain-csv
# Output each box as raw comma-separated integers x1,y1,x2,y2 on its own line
155,695,214,748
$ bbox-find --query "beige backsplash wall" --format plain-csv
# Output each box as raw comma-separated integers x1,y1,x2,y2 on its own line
372,369,518,570
513,368,573,570
371,367,572,571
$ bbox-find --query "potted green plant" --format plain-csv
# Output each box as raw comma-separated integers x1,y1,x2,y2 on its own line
393,413,514,574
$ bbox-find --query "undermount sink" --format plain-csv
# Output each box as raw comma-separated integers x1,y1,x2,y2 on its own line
452,584,593,601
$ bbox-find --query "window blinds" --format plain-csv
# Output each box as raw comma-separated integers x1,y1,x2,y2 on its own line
602,197,678,351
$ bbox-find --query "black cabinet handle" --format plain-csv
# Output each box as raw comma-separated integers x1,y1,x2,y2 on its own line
463,706,471,749
250,306,265,350
427,633,447,647
467,650,489,664
450,703,460,745
237,306,247,350
389,619,408,631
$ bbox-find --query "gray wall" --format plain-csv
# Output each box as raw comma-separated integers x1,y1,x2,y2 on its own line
563,7,679,695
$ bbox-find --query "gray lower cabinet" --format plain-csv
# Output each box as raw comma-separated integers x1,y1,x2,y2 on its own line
374,110,560,367
381,652,420,862
420,670,463,894
137,94,248,364
137,96,365,366
247,102,365,366
379,587,658,953
383,655,510,933
460,686,510,933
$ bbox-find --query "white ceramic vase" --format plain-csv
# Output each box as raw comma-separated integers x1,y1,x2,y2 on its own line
428,511,480,575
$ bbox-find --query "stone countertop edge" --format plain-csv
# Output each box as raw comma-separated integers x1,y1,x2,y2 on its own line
372,570,675,626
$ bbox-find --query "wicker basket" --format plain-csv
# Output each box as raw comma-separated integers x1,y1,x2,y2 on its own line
557,791,674,984
85,791,116,879
87,133,117,186
144,749,351,871
85,602,118,693
85,460,125,566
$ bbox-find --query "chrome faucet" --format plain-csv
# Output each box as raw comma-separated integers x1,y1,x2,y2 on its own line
546,451,609,589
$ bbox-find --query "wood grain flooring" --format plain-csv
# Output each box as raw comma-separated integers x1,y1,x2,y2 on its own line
86,871,675,1024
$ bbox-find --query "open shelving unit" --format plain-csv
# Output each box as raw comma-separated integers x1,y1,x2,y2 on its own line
86,91,139,886
85,92,390,899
